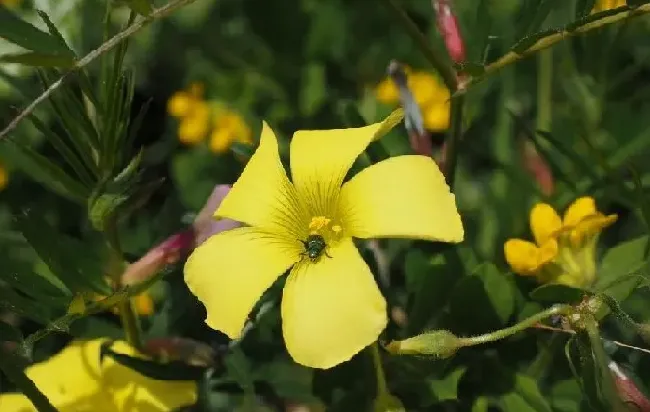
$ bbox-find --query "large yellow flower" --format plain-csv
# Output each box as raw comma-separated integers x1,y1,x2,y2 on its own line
0,339,197,411
504,197,617,288
184,110,464,369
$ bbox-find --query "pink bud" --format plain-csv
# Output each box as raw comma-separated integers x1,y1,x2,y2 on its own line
522,141,554,196
609,361,650,411
432,0,466,65
192,184,241,246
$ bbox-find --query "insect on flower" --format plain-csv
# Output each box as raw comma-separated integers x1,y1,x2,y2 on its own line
300,234,332,262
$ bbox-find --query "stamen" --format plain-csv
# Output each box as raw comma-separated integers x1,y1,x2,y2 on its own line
309,216,331,232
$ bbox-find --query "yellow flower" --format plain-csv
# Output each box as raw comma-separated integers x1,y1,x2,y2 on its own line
592,0,626,13
374,70,450,132
0,161,8,191
0,339,197,411
209,109,253,154
184,110,464,369
0,0,22,7
504,197,617,288
178,101,210,145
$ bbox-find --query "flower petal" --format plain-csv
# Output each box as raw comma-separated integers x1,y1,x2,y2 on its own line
184,227,300,339
104,341,198,411
563,196,597,227
338,155,463,242
23,339,110,410
504,238,556,276
289,110,403,216
530,203,562,245
216,122,305,239
281,239,387,369
569,213,617,247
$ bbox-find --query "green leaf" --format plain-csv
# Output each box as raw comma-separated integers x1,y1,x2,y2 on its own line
0,7,74,58
15,209,111,296
595,235,648,302
100,342,205,381
124,0,153,16
3,140,88,203
224,347,255,393
428,366,466,402
0,287,52,324
471,396,490,412
0,253,72,307
449,263,515,333
514,0,555,40
404,250,458,334
299,62,327,116
511,28,560,55
575,0,597,18
0,52,74,67
0,320,23,343
255,358,316,403
513,374,553,412
529,284,586,304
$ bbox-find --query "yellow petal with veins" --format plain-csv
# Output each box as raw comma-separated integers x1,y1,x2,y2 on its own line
530,203,562,245
281,239,387,369
339,155,463,242
184,227,300,339
289,110,403,217
216,122,306,239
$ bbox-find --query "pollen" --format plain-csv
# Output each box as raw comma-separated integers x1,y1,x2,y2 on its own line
309,216,331,232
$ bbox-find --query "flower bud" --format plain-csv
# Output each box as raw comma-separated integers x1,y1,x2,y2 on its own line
385,330,462,359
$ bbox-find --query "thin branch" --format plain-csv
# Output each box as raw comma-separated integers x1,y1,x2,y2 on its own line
458,4,650,93
0,0,199,140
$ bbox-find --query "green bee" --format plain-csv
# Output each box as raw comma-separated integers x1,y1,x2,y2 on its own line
300,234,332,262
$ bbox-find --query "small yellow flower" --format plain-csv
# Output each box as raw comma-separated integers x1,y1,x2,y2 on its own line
178,101,210,145
0,161,8,191
0,0,22,8
374,70,451,132
184,110,464,369
209,109,253,154
0,339,197,411
592,0,626,13
504,197,617,288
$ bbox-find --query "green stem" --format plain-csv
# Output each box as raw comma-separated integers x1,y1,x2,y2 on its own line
0,352,58,412
382,0,457,91
458,4,650,93
371,342,389,396
106,224,143,351
443,95,464,188
536,50,553,133
460,305,572,347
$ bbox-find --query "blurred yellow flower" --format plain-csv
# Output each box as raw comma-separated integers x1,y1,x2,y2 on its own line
504,197,617,288
1,0,22,8
0,162,8,191
209,109,253,154
375,69,450,132
592,0,626,13
0,339,197,411
184,110,464,369
167,83,252,153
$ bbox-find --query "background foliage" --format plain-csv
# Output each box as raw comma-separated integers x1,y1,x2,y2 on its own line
1,0,650,411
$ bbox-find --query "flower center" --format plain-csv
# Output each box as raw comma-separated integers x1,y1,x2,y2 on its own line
306,215,343,244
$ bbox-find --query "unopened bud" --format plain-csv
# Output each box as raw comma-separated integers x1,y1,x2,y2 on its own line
385,330,462,359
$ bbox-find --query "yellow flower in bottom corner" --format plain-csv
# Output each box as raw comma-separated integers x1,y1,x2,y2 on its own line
504,196,617,288
183,110,464,369
592,0,626,13
0,339,197,412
